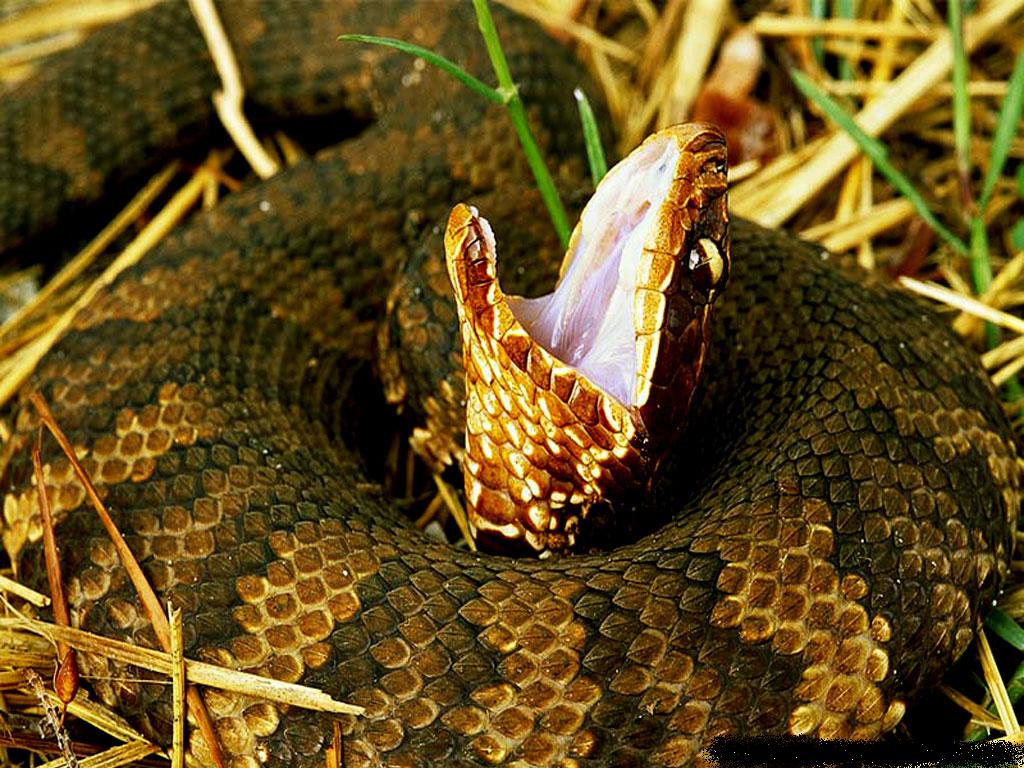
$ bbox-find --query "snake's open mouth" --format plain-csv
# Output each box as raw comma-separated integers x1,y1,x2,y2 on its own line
445,123,729,553
506,137,682,406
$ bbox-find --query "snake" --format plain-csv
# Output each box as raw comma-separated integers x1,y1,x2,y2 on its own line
1,2,1020,767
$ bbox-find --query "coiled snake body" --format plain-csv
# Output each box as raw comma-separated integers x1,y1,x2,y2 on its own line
1,2,1020,767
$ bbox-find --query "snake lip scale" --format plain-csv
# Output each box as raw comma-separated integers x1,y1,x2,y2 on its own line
0,2,1021,767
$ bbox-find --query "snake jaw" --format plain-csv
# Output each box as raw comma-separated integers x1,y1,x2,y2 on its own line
445,124,729,554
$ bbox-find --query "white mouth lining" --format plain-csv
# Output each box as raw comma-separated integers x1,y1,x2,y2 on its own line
506,137,680,405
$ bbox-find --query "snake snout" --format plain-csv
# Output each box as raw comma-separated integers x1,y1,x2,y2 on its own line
444,124,730,555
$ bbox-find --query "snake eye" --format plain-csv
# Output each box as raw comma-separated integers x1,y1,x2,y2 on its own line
703,159,726,177
688,237,725,292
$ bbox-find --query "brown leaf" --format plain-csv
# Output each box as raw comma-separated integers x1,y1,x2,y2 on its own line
54,648,80,715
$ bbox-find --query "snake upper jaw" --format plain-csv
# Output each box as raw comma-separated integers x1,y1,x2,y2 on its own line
445,123,730,555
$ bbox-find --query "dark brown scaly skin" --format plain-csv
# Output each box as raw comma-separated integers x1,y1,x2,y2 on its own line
1,2,1020,767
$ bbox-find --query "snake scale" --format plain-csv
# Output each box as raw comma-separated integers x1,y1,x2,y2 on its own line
1,2,1020,767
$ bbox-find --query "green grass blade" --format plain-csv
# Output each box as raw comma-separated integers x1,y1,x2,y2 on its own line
1011,219,1024,251
986,608,1024,651
979,50,1024,207
471,0,515,98
791,69,968,256
970,213,994,296
950,0,1002,366
574,88,607,184
809,0,826,64
836,0,855,81
948,0,972,213
976,211,1021,397
337,34,505,105
471,0,571,247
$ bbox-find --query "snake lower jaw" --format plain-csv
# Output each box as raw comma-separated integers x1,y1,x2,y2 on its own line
444,124,731,556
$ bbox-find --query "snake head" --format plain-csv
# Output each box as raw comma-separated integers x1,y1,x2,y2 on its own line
445,123,729,555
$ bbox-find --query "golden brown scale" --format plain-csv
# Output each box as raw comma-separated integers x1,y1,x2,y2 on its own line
1,2,1020,768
